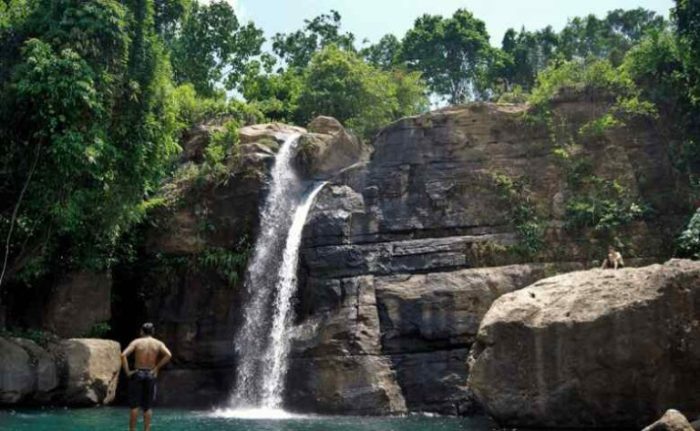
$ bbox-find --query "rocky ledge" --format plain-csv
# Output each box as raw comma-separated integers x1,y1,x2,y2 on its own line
468,260,700,429
0,338,120,406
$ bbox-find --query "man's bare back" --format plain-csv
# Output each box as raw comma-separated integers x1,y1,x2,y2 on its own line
126,337,171,371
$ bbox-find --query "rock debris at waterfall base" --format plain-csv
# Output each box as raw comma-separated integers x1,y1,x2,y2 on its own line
468,260,700,429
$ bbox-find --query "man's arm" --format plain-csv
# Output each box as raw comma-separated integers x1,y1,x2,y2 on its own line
153,342,172,376
121,341,136,376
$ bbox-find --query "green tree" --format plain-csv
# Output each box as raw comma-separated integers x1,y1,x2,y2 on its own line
361,34,401,70
401,9,495,104
559,9,666,65
296,45,427,137
675,0,700,103
169,0,264,97
499,26,559,92
677,208,700,259
271,10,355,70
0,0,179,287
240,54,304,123
153,0,190,38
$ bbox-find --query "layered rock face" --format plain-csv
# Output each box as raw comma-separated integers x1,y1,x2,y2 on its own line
0,338,120,406
468,260,700,428
288,99,687,414
125,94,688,411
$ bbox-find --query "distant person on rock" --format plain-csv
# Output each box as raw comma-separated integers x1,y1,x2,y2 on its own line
601,246,624,270
121,322,172,431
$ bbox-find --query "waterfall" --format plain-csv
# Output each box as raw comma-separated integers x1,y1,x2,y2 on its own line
228,133,325,412
260,181,326,407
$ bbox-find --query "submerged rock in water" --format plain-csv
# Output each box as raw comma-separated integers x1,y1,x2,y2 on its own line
468,260,700,428
642,409,695,431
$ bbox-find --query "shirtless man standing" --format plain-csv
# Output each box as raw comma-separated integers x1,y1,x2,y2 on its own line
121,322,172,431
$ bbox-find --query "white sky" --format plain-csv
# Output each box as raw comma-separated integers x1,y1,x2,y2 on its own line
231,0,675,47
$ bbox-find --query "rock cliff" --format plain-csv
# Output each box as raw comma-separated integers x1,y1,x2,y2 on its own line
114,93,690,412
287,98,688,414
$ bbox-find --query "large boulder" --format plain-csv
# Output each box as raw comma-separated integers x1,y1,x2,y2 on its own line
11,338,59,402
295,116,368,180
0,337,34,404
643,409,696,431
468,260,700,428
51,339,121,406
43,271,112,338
239,122,306,145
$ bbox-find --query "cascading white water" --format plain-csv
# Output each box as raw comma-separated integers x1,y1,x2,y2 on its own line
226,133,325,414
260,181,326,407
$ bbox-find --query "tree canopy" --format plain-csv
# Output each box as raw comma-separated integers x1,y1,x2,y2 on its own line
1,0,698,295
401,9,495,104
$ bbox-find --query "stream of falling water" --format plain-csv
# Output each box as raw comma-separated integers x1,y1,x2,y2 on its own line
221,133,325,417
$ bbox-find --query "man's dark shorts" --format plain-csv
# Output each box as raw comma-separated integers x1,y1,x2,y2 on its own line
128,369,157,411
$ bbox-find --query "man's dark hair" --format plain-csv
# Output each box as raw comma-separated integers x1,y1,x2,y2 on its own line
141,322,155,336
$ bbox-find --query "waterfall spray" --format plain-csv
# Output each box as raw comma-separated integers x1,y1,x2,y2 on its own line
224,133,325,415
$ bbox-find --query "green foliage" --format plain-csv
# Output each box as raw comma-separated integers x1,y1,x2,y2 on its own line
197,243,250,287
204,119,241,179
490,172,545,258
492,8,666,97
240,64,304,123
172,84,264,127
677,209,700,259
578,113,621,137
558,9,667,66
169,0,264,97
529,59,633,108
564,181,648,232
401,9,495,104
0,0,180,285
361,34,402,70
674,0,700,103
85,321,112,338
499,26,559,92
296,45,428,137
272,10,355,70
153,0,190,37
622,22,699,193
144,238,251,291
0,328,56,347
497,85,529,104
552,148,649,234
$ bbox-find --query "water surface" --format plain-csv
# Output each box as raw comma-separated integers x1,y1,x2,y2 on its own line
0,408,498,431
